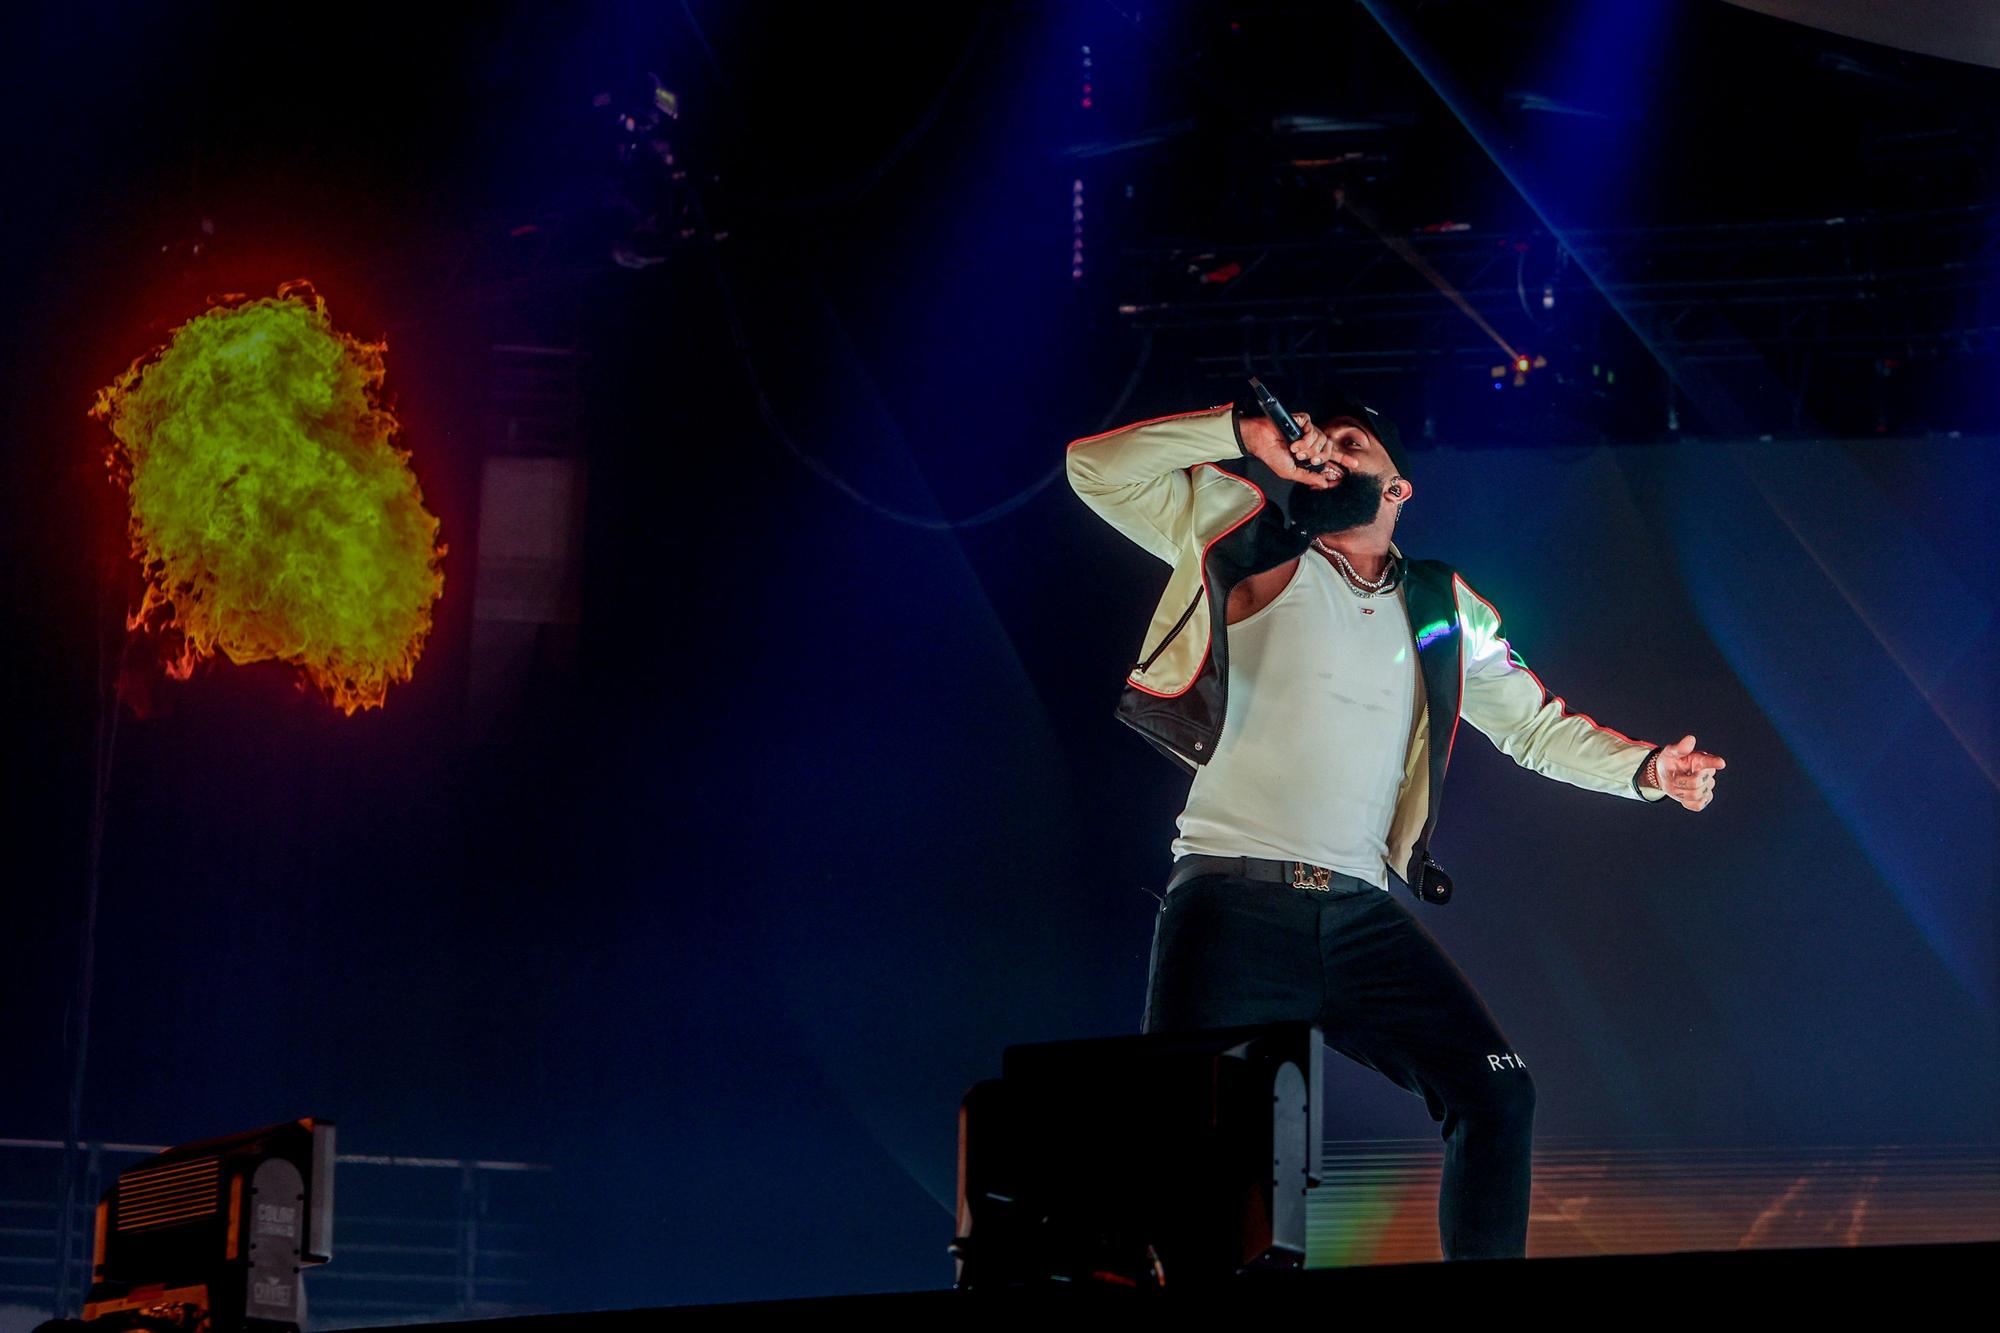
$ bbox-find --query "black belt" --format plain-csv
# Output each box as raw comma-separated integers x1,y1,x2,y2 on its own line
1166,853,1378,897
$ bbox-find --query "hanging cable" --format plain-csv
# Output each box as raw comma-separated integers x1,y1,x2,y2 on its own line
55,556,129,1316
676,0,993,215
672,9,1151,533
704,230,1155,532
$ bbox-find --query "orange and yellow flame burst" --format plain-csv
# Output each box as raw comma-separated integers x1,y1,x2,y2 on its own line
90,281,445,714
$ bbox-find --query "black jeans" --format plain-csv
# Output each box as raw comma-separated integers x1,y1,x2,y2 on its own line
1142,869,1535,1261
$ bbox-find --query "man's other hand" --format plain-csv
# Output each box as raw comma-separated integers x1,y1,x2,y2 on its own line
1656,734,1726,811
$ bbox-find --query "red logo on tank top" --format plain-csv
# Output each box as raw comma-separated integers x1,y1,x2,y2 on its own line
1360,608,1375,614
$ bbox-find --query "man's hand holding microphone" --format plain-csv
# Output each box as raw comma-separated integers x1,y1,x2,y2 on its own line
1239,411,1343,489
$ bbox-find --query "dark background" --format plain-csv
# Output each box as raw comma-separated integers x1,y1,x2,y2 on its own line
1,0,1994,1314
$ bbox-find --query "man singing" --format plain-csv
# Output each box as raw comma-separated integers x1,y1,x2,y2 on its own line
1063,390,1725,1261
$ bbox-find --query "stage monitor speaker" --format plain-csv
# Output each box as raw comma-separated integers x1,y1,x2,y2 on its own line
952,1022,1323,1290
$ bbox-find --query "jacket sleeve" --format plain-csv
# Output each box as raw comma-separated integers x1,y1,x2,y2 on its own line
1065,404,1249,565
1454,574,1669,803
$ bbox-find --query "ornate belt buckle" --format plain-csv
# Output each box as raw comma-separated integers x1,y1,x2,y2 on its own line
1292,861,1332,892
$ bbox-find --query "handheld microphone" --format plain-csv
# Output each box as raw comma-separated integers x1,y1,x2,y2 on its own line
1248,376,1306,443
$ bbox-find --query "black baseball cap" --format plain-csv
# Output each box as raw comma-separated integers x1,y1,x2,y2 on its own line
1320,388,1411,481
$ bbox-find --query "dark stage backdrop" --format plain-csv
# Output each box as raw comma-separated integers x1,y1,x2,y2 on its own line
8,406,1991,1306
0,0,1994,1317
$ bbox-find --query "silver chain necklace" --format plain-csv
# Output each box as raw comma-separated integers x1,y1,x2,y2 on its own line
1312,538,1400,597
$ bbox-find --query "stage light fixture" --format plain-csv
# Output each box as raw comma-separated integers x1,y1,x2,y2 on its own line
69,1119,335,1333
1492,353,1547,387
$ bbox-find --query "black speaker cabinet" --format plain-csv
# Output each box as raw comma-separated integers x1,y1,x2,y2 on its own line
953,1022,1323,1289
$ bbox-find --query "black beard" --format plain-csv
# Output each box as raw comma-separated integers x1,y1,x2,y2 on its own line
1287,465,1387,536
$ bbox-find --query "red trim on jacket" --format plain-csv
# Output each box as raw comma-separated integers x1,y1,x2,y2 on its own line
1453,574,1649,748
1126,462,1266,700
1449,611,1466,767
1065,403,1235,451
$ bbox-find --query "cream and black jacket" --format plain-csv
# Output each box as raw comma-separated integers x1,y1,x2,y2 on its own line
1065,402,1668,905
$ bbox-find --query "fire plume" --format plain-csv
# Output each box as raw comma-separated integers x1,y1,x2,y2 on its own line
90,281,445,714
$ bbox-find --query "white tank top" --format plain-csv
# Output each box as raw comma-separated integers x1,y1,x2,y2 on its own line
1170,551,1417,889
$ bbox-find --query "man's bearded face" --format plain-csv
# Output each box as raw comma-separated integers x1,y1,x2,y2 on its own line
1289,457,1387,536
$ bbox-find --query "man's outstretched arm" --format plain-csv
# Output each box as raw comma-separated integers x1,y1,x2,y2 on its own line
1454,574,1726,811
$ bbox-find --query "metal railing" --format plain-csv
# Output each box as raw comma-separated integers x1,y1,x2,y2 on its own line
0,1137,555,1328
